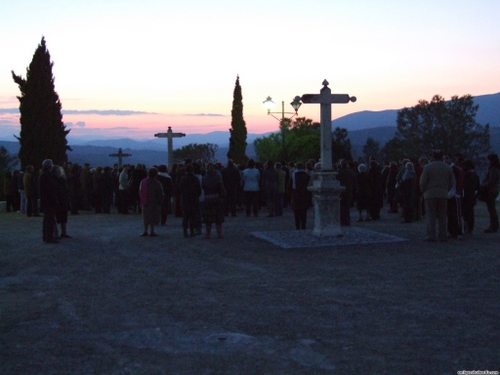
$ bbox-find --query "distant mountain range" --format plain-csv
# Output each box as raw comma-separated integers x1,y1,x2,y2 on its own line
66,131,272,152
331,92,500,131
2,92,499,166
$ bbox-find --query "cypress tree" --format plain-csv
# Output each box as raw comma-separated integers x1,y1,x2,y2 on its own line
227,75,247,165
12,37,70,170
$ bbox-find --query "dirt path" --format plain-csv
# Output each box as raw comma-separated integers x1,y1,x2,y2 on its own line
1,204,499,374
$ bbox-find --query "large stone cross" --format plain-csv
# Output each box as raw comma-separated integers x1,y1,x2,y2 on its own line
154,126,186,170
109,148,132,168
301,80,356,170
299,80,356,237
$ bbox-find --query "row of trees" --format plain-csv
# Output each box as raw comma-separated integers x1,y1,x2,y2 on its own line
253,94,491,166
172,143,218,164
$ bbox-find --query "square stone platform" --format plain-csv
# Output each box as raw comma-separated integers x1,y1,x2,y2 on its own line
251,227,407,249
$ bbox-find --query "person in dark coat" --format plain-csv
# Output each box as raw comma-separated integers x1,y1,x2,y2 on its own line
461,159,480,235
178,164,202,238
67,163,81,215
202,163,225,238
92,167,104,214
39,159,59,243
221,159,241,217
288,162,311,230
481,153,500,233
53,165,71,238
130,164,147,214
261,160,279,217
355,164,372,222
336,159,357,226
386,162,399,213
399,161,416,223
80,163,92,211
157,165,174,226
172,164,185,218
24,165,39,217
139,167,164,237
368,160,384,220
101,166,115,214
275,162,286,217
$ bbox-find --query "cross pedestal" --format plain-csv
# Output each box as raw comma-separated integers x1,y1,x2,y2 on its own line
154,126,186,170
109,148,132,168
300,80,356,237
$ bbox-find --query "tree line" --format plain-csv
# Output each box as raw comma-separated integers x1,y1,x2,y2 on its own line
253,94,491,167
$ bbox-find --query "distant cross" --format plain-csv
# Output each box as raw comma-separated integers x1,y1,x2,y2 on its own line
154,126,186,170
109,148,132,168
300,80,356,170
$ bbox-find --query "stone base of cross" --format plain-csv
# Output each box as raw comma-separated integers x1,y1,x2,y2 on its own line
309,171,344,236
300,80,356,237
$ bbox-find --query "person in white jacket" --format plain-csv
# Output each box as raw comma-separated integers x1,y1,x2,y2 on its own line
241,159,260,217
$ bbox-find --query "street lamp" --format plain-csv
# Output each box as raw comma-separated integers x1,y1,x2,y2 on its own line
262,95,302,161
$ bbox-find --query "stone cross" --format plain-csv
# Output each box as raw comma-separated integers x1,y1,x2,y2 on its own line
299,80,356,237
109,148,132,168
154,126,186,170
301,80,356,170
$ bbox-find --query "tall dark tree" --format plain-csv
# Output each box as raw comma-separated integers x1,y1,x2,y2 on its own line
388,94,490,162
227,75,247,165
12,37,70,170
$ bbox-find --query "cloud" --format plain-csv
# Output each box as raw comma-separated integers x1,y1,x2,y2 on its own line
184,113,225,117
0,108,19,114
69,126,140,131
0,108,156,116
65,121,86,128
62,109,155,116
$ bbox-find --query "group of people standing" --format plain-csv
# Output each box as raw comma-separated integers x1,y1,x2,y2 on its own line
7,150,499,244
137,158,316,238
335,151,499,242
419,150,499,241
37,159,72,243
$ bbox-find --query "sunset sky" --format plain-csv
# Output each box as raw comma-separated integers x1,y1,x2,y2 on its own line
1,0,499,141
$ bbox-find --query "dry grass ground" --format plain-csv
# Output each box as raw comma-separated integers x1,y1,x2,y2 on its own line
0,203,499,374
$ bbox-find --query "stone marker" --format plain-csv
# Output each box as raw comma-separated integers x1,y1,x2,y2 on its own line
300,80,356,237
154,127,186,170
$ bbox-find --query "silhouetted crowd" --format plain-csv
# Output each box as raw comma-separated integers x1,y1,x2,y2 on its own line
3,151,499,243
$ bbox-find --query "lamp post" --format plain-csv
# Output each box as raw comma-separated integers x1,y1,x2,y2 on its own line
262,96,302,161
